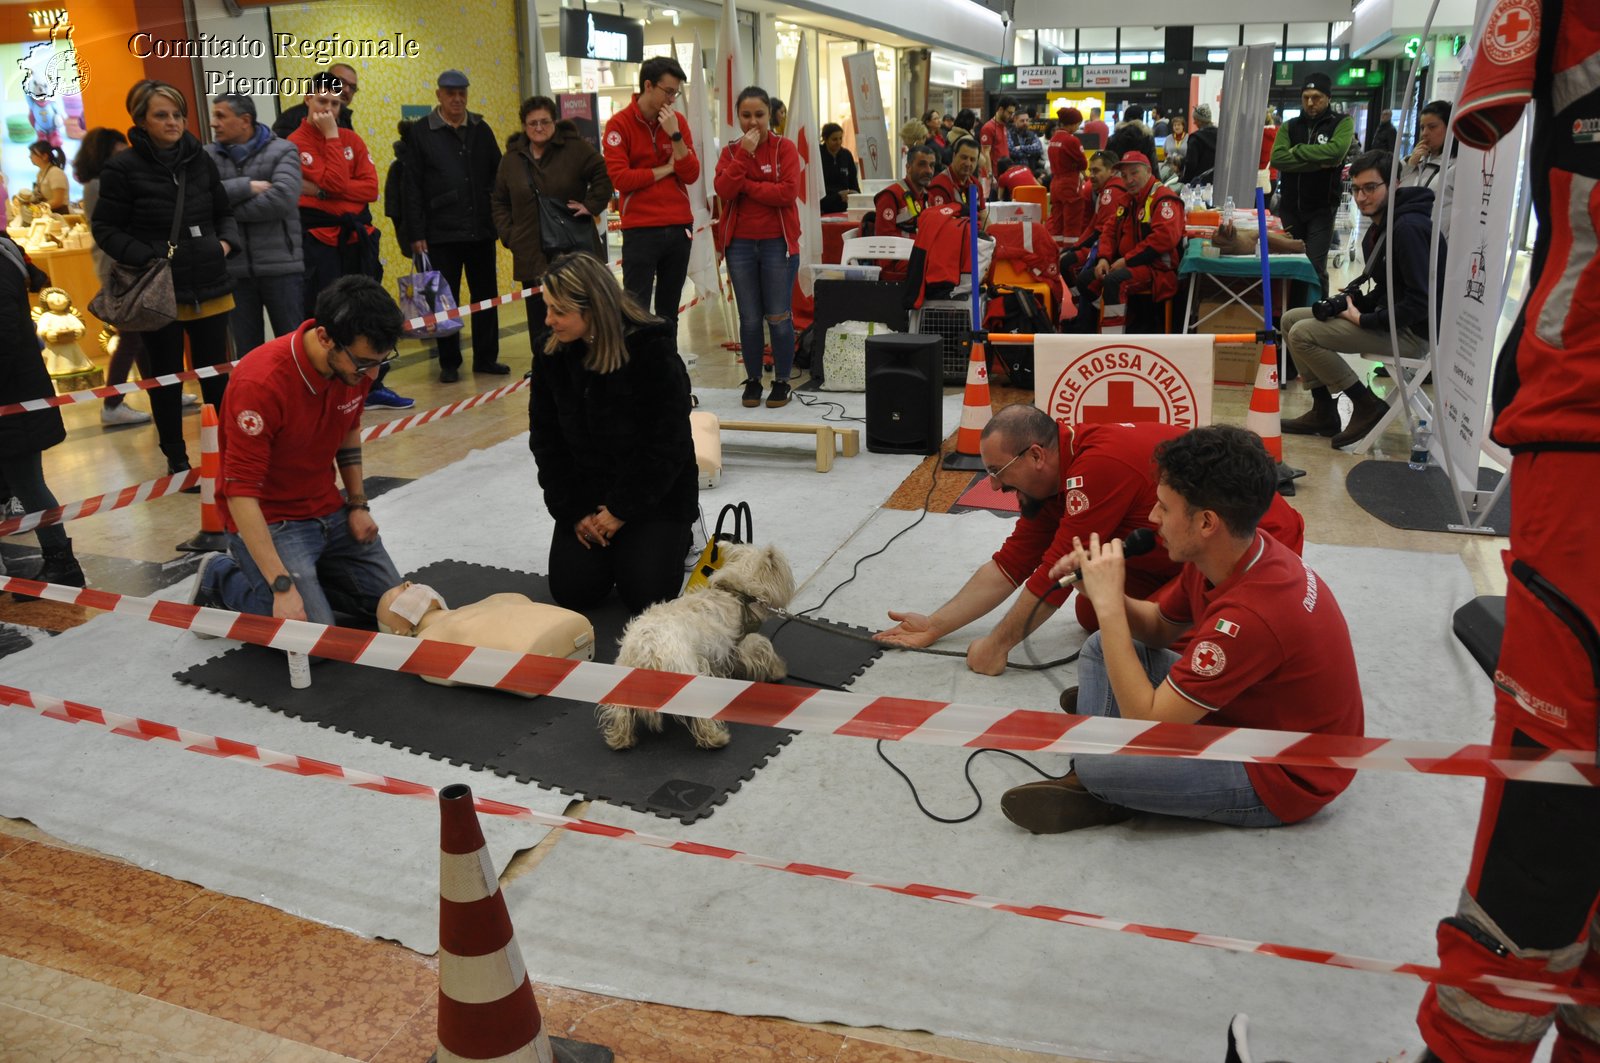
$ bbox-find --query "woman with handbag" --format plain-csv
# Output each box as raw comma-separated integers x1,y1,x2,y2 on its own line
714,86,802,409
77,127,154,427
491,96,613,358
527,252,696,614
0,234,84,590
90,80,239,478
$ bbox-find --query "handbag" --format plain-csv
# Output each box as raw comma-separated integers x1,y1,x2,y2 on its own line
685,501,752,593
89,171,185,332
397,252,465,338
529,166,596,256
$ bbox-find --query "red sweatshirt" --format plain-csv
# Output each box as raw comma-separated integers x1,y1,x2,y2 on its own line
288,120,378,247
713,133,801,253
602,97,700,229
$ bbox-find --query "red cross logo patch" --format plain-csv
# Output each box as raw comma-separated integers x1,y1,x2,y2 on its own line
1482,0,1539,65
1065,488,1090,515
606,130,623,147
1191,640,1226,677
1160,201,1175,219
236,410,265,436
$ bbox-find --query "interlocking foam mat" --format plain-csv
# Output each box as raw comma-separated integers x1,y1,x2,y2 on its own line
1345,459,1510,533
174,560,884,823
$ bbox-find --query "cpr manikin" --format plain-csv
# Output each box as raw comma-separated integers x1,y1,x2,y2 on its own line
376,582,595,695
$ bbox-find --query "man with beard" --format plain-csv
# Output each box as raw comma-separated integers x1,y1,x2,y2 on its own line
875,404,1305,675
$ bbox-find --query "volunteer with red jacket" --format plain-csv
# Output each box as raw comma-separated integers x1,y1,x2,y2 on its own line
867,144,934,283
927,137,987,226
1002,425,1362,835
602,56,700,331
714,86,801,410
1094,151,1183,334
1047,108,1089,239
876,406,1304,675
289,72,381,318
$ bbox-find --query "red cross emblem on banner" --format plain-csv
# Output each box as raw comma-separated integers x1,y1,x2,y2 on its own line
1082,380,1160,423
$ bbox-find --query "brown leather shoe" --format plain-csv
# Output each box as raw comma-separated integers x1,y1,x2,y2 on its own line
1058,686,1079,712
1281,403,1340,437
1331,393,1392,449
1001,775,1133,834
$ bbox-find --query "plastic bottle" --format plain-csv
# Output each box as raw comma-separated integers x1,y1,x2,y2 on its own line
287,650,312,689
1409,420,1432,471
1223,195,1236,230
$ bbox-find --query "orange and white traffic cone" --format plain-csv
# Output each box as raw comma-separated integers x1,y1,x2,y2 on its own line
1243,340,1304,494
942,336,991,470
176,403,228,553
434,784,612,1063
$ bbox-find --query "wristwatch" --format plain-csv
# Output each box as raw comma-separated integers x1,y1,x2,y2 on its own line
271,574,293,594
670,131,683,142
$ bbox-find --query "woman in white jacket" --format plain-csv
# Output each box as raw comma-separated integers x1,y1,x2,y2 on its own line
1398,100,1456,225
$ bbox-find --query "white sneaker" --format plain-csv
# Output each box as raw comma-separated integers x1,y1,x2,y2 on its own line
101,402,151,426
181,391,200,408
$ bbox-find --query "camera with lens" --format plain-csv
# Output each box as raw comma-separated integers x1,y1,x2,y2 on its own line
1311,292,1351,321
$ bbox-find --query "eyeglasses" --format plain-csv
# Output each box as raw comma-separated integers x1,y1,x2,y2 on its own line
1352,180,1387,196
653,84,682,100
339,345,398,371
986,445,1033,487
526,117,554,128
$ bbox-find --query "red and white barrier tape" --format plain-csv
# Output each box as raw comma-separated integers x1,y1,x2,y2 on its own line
0,470,199,537
0,362,238,419
359,378,529,443
405,283,541,332
1,574,1594,786
3,683,1594,1008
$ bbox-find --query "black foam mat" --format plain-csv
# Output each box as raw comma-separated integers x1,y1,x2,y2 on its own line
1345,460,1510,533
174,560,884,822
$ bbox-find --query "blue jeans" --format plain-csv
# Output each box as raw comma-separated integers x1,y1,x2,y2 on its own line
725,238,798,381
229,273,305,357
1072,631,1284,827
207,508,401,627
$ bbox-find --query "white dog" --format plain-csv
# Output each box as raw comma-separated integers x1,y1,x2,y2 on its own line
597,542,796,751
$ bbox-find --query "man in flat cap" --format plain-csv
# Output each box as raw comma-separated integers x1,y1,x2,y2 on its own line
403,69,508,381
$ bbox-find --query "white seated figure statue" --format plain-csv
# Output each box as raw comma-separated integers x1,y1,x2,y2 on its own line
375,582,595,696
34,287,94,377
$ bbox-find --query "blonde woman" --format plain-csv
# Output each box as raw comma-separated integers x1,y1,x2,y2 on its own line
527,252,697,614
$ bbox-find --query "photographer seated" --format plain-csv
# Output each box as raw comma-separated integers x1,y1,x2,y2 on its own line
1281,150,1443,449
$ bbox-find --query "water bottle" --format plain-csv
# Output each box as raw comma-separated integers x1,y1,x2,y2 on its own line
1409,420,1432,470
1223,195,1236,230
287,650,312,689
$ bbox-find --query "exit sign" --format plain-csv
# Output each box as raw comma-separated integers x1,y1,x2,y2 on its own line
1131,69,1147,81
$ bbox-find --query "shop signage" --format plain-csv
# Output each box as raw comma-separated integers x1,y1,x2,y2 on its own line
1058,66,1083,87
1274,61,1295,84
1017,65,1063,89
558,8,643,64
1082,64,1131,88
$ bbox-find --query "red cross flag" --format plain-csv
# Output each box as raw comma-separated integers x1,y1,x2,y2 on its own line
789,35,825,296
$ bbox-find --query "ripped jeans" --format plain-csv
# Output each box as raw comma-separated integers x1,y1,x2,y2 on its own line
725,237,799,382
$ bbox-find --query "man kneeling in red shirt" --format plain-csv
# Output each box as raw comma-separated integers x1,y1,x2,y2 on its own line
192,276,406,627
1004,425,1365,834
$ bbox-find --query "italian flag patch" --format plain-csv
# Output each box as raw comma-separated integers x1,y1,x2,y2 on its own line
1214,618,1240,637
1064,476,1084,489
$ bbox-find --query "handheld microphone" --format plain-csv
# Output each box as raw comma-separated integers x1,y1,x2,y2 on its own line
1056,528,1157,587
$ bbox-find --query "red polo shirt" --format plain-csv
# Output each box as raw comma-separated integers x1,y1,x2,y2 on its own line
1156,532,1365,823
218,320,372,530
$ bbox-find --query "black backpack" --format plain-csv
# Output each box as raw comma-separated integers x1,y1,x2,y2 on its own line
985,284,1054,389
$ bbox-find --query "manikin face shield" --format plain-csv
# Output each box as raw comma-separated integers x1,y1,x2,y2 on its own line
378,582,448,634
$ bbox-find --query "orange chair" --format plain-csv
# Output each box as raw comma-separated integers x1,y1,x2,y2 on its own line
991,257,1055,321
1013,184,1049,217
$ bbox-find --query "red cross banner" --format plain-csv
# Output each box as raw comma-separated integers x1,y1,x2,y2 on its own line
1032,335,1215,429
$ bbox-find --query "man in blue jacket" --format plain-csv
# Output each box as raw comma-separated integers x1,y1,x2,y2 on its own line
1280,150,1445,449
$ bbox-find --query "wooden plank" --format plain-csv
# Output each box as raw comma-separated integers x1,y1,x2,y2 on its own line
719,420,858,473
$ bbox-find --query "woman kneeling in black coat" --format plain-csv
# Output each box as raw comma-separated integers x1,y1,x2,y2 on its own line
528,252,697,614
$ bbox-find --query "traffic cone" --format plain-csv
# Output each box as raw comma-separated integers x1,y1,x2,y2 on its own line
1243,341,1305,495
942,336,990,470
434,784,612,1063
176,403,228,553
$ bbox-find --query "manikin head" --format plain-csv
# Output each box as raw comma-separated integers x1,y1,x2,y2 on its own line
376,582,448,636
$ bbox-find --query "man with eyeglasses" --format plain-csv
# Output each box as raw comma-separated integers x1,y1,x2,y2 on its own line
1281,150,1443,448
875,403,1304,675
602,56,700,335
193,276,407,628
1270,72,1354,296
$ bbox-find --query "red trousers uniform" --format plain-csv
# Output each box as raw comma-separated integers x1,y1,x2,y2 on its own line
1417,0,1600,1058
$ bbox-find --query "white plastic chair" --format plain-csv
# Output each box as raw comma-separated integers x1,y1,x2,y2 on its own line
841,236,914,266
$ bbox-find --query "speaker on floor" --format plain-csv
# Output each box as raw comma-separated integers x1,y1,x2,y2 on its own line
866,333,942,455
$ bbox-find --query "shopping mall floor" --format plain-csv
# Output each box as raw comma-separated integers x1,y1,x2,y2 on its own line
0,262,1505,1062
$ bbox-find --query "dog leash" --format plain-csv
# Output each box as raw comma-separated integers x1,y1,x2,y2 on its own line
762,605,1081,672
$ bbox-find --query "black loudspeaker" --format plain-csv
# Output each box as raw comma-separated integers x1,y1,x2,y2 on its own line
866,333,943,455
1165,26,1194,66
